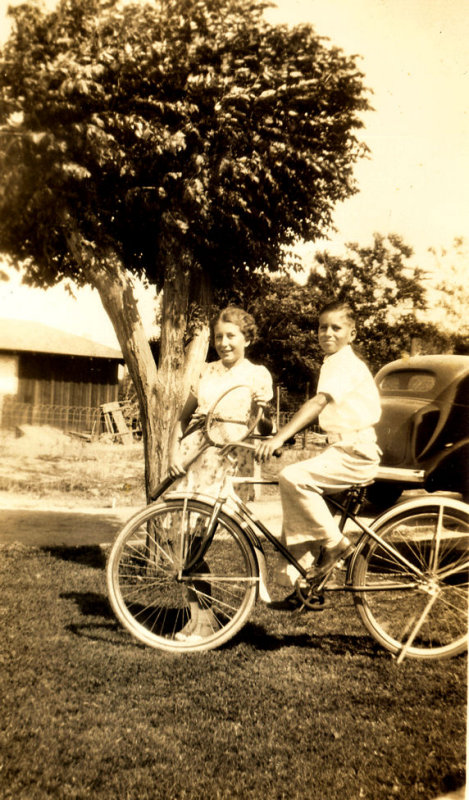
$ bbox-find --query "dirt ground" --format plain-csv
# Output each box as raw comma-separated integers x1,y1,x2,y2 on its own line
0,425,285,546
0,424,146,504
0,426,139,546
0,425,383,547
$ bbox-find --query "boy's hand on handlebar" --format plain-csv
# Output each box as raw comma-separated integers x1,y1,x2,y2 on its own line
255,434,285,462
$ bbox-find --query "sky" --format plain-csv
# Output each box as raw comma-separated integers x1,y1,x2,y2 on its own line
0,0,468,346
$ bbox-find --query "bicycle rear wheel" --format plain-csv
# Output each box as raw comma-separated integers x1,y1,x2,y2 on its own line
351,497,469,660
107,497,258,652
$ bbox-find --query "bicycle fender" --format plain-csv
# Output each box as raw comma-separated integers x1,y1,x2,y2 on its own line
345,493,469,583
242,535,271,603
223,498,272,603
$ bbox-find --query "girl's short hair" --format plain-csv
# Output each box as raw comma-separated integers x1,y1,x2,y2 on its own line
213,306,257,343
318,299,355,324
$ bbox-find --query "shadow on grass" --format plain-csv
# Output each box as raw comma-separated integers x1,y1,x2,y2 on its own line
61,590,113,617
60,593,384,658
0,509,120,548
65,621,144,648
439,769,466,797
62,590,141,647
45,545,107,569
236,621,384,658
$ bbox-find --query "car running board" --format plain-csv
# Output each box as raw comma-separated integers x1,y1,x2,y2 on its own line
375,466,425,484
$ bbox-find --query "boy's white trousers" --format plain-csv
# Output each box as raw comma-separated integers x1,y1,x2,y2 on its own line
276,439,381,586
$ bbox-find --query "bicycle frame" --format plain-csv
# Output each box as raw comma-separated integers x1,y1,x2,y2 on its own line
166,474,435,597
148,414,469,637
108,440,469,660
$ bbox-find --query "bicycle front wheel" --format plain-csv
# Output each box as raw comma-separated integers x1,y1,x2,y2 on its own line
107,497,259,652
351,497,469,660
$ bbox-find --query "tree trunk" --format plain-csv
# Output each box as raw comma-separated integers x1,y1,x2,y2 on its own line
64,221,212,502
156,264,213,485
182,271,212,401
87,251,163,500
156,260,191,485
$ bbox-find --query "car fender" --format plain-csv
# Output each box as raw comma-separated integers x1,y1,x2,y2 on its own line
423,438,469,496
409,402,443,460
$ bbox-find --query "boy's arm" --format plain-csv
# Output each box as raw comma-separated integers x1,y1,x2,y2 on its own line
255,393,330,462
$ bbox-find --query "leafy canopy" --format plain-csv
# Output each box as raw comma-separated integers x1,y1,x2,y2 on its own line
249,234,430,398
0,0,372,290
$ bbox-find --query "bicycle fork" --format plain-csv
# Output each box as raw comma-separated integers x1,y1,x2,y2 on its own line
175,494,272,603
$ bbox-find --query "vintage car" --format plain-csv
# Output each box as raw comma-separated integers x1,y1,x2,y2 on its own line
368,354,469,506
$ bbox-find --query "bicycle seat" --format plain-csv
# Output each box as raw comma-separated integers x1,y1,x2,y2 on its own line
347,480,375,490
339,480,374,501
337,481,375,517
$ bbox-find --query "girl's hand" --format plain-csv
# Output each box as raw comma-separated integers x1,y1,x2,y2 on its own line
168,460,186,479
252,389,270,407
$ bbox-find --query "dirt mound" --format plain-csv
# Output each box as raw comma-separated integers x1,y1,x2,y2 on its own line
0,427,145,505
14,425,74,453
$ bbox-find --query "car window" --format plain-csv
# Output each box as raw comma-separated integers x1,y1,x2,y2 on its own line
379,370,436,395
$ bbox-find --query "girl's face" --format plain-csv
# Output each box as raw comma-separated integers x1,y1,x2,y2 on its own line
214,321,249,367
317,310,356,355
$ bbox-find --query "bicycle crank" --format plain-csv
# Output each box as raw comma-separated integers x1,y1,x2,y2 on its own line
295,579,326,610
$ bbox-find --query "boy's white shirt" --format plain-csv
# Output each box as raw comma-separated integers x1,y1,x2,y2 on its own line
317,345,381,434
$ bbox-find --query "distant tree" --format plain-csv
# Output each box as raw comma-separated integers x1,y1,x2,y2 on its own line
250,234,429,398
424,237,469,338
0,0,372,495
306,233,427,370
249,274,320,404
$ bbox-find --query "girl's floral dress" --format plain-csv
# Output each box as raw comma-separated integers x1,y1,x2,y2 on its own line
172,358,273,497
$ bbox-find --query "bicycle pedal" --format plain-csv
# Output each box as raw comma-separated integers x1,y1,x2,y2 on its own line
294,580,326,611
300,593,326,611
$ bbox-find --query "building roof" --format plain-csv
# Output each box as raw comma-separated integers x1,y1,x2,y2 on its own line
0,318,123,360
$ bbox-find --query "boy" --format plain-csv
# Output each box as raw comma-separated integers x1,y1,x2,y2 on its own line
255,300,381,609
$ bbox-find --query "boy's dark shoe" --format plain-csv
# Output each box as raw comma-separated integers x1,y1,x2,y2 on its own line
307,537,354,580
268,591,324,612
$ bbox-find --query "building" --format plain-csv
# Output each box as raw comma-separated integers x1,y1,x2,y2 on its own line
0,319,124,432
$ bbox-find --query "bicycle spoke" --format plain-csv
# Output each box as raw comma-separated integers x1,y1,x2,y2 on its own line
396,592,438,664
352,500,469,659
107,498,258,652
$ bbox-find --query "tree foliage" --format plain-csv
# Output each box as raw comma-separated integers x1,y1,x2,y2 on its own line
0,0,373,490
306,233,427,371
1,0,371,285
249,234,432,402
425,237,469,338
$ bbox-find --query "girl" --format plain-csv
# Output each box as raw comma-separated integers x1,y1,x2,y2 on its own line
168,306,273,641
168,306,273,492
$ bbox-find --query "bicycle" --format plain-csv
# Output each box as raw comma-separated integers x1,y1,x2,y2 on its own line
106,385,469,662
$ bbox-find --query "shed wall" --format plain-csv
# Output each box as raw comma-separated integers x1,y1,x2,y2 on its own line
1,352,120,432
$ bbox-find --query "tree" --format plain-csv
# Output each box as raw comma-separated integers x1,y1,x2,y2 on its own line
424,237,469,339
306,233,428,370
0,0,372,496
249,233,430,395
248,274,321,404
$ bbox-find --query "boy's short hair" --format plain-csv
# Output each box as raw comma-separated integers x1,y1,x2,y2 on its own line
213,306,258,343
318,299,355,324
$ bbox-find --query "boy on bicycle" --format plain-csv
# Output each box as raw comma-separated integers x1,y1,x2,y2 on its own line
255,300,381,609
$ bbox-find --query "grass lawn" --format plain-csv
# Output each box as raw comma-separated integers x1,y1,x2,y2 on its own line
0,427,466,799
0,542,466,800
